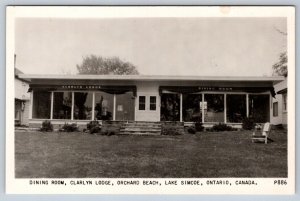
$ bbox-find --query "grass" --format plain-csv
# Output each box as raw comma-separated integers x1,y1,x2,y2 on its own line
15,130,287,178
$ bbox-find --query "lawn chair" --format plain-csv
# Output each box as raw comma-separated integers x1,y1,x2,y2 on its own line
251,122,272,144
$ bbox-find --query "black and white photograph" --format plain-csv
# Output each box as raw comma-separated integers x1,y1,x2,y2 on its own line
6,6,295,194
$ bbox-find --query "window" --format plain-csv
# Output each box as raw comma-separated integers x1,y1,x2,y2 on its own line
74,92,93,120
139,96,145,110
204,94,224,122
273,102,278,117
249,94,270,122
116,92,135,120
94,92,114,120
32,91,51,119
183,94,202,122
53,92,72,119
226,94,246,123
160,93,180,121
150,96,156,110
282,94,287,112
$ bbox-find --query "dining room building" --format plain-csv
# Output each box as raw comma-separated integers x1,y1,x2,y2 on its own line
17,74,284,128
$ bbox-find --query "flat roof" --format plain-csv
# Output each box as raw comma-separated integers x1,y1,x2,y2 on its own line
18,74,285,83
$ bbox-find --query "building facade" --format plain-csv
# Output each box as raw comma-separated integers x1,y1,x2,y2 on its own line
271,78,287,126
15,69,30,126
18,74,284,128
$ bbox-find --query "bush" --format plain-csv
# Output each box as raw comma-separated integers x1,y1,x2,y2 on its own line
195,122,204,132
162,126,181,136
187,127,196,134
211,123,234,132
40,120,53,132
90,127,101,134
61,123,78,132
242,117,255,130
87,121,101,134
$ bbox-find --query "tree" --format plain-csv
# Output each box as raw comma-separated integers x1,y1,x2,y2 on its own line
77,55,139,75
272,51,287,77
272,26,287,77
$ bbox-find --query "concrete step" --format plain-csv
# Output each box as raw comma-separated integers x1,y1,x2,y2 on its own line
120,131,161,135
120,121,162,135
120,128,161,132
121,126,161,129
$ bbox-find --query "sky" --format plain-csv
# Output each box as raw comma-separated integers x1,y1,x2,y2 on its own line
15,17,287,76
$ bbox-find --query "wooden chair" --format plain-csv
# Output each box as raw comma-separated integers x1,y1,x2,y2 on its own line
251,122,272,144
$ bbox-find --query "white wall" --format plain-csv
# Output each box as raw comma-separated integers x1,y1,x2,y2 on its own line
270,78,287,125
15,78,30,100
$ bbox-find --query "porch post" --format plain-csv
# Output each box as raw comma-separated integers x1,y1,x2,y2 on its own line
246,94,249,117
71,92,74,120
29,91,33,119
202,93,205,123
50,92,54,120
180,93,183,122
92,92,95,121
113,94,116,120
224,94,227,123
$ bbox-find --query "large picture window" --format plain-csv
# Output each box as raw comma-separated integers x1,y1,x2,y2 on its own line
182,94,202,122
94,92,114,120
53,92,72,119
32,91,51,119
161,93,180,121
249,94,270,122
116,92,135,121
226,94,246,123
204,94,224,122
74,92,93,120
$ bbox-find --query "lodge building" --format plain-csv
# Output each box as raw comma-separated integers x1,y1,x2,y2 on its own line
18,74,285,128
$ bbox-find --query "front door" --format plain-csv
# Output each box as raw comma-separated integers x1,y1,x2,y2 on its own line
135,93,160,121
160,93,180,121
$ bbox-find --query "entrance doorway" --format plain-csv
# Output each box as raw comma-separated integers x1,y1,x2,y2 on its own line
160,93,180,121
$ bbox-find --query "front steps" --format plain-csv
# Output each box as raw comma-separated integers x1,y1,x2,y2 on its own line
120,122,162,135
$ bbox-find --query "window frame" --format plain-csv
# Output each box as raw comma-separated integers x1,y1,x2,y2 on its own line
138,96,146,110
149,96,156,111
273,102,279,117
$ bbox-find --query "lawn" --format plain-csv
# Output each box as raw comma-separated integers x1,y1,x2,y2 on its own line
15,130,287,178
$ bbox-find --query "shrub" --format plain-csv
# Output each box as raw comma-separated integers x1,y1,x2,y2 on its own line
187,127,196,134
211,123,234,132
40,120,53,132
87,121,101,134
195,122,204,132
162,126,181,136
61,123,78,132
242,117,255,130
90,127,101,134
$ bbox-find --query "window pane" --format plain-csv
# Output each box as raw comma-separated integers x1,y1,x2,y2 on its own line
74,92,93,120
283,94,287,111
150,96,156,110
160,94,180,121
226,94,246,123
32,91,51,119
204,94,224,122
183,94,202,122
139,96,145,110
116,92,135,120
249,94,270,122
95,92,114,120
273,102,278,117
53,92,72,119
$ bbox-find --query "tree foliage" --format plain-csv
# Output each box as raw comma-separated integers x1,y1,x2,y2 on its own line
77,55,139,75
272,51,287,77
